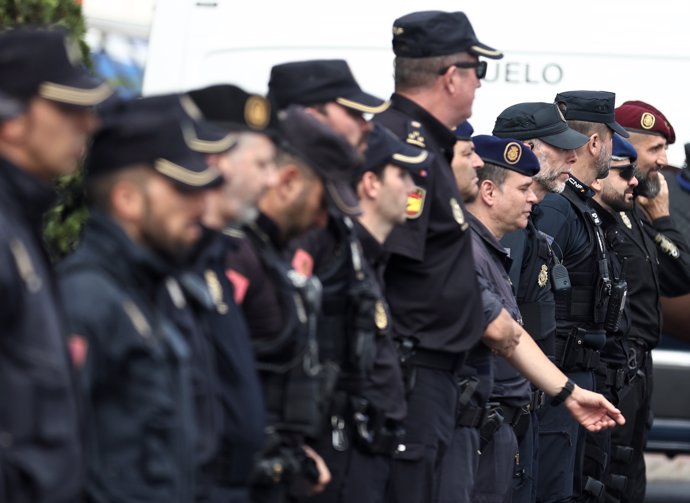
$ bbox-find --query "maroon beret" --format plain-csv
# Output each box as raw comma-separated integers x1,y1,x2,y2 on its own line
614,100,675,145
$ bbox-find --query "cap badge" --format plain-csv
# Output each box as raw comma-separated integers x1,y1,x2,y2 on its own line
654,233,680,259
375,300,389,330
245,95,270,129
393,26,404,36
450,197,468,230
619,211,632,230
537,264,548,288
405,186,426,219
504,142,522,165
641,112,656,130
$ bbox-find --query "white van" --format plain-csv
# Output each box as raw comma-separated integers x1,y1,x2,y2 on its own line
142,0,690,165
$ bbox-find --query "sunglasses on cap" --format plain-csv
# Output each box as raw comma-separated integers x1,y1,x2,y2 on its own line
610,163,636,181
438,60,488,79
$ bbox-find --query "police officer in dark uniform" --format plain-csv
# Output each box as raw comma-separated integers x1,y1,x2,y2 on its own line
502,91,627,502
465,135,541,503
494,103,589,503
372,11,509,503
59,99,222,502
308,124,427,503
224,107,363,502
607,103,690,503
0,26,111,503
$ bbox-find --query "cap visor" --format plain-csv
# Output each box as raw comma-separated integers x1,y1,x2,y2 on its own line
608,121,631,138
391,147,430,174
39,72,112,107
336,92,390,114
154,157,224,190
469,42,503,60
540,128,589,150
325,179,361,216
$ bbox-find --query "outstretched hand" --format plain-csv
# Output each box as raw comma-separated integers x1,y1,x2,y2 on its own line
563,386,626,432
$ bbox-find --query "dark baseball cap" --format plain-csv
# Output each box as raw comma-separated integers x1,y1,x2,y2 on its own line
187,84,280,142
473,135,540,176
392,11,503,59
0,26,111,106
554,90,629,138
493,102,589,150
268,59,388,114
279,106,361,216
360,124,430,176
86,96,223,191
612,134,637,163
615,100,676,144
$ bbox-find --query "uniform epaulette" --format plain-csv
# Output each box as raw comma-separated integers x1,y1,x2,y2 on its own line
405,119,426,148
223,226,246,239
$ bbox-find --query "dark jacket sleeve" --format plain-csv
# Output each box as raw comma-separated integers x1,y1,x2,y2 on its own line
648,214,690,296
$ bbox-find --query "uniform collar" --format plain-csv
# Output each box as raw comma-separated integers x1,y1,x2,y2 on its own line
468,212,511,266
252,211,285,250
390,93,457,154
354,219,389,269
565,174,594,200
0,156,56,232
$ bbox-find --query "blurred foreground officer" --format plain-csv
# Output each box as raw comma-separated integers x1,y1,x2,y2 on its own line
451,121,484,203
58,100,222,502
0,26,111,503
225,107,365,502
373,11,504,503
308,125,426,503
493,103,588,503
609,103,690,503
182,84,284,502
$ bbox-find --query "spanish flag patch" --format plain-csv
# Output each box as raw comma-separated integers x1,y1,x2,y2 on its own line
406,186,426,219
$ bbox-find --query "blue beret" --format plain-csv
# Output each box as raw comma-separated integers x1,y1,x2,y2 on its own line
472,135,540,176
612,134,637,162
454,121,474,140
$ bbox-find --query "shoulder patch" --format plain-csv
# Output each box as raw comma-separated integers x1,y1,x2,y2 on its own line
406,186,426,219
654,233,680,259
406,120,426,148
226,268,250,304
291,248,314,277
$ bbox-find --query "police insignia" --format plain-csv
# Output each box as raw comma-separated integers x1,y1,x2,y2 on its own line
8,238,42,293
406,121,426,148
244,95,270,129
450,197,468,230
538,264,548,287
504,142,522,165
406,186,426,219
619,211,632,229
205,270,229,314
374,300,389,331
641,112,656,130
654,233,680,259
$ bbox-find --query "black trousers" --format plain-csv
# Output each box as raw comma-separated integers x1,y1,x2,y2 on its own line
387,367,457,503
607,354,653,503
471,423,518,503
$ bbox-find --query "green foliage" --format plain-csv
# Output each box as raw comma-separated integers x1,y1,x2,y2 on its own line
2,0,93,260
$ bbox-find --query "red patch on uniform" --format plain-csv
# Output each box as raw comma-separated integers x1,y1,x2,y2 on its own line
68,335,88,369
291,248,314,277
226,269,250,305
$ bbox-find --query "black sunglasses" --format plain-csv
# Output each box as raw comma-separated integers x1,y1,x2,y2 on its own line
610,163,636,181
438,60,488,79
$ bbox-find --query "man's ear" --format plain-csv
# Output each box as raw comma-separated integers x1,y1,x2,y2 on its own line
478,179,496,207
111,177,145,222
358,170,381,200
590,177,603,192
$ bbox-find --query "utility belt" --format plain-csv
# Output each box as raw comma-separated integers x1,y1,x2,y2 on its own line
327,391,404,457
554,328,604,372
396,337,465,373
498,390,544,440
626,340,650,372
595,365,628,393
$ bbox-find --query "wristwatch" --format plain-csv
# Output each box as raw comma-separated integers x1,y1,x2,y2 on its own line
550,379,575,406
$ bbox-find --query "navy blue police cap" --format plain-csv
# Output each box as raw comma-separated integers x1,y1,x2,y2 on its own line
86,96,223,191
187,84,280,141
279,105,361,216
268,59,388,114
454,121,474,140
392,11,503,59
493,102,589,150
472,135,540,176
360,123,430,176
555,90,629,138
611,134,638,162
0,26,111,106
